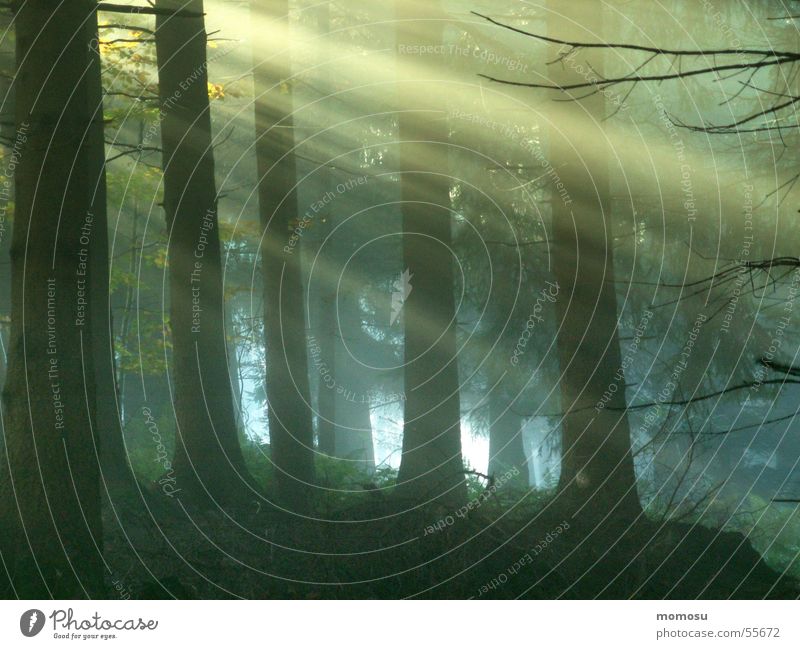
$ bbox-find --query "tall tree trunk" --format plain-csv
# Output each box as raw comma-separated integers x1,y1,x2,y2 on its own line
155,0,250,505
334,280,375,471
547,1,641,516
226,299,245,438
0,7,13,398
305,0,373,467
395,0,467,507
252,0,316,512
309,210,375,472
116,192,141,428
309,0,336,458
87,15,130,491
0,0,104,598
311,270,374,469
315,289,337,456
488,393,527,488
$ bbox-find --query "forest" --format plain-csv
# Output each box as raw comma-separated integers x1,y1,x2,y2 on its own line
0,0,800,600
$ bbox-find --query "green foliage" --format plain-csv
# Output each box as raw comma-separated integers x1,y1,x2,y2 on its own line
314,456,398,514
240,440,401,513
707,493,800,582
124,408,175,485
649,490,800,582
240,440,273,491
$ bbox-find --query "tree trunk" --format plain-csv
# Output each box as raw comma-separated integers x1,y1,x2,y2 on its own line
309,204,375,473
488,394,528,488
87,14,131,492
395,0,467,507
0,0,104,598
315,288,337,455
334,282,375,471
547,1,641,516
0,7,13,398
155,0,250,505
252,0,316,512
116,190,141,429
309,0,336,458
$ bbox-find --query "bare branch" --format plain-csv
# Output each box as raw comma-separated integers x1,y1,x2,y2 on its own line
97,3,204,18
471,12,798,59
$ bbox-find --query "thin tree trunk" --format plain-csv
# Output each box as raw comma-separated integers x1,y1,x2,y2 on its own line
87,17,130,491
488,394,527,488
305,0,373,467
252,0,316,512
116,193,140,428
547,1,641,516
310,218,375,471
155,0,250,505
0,0,104,598
395,0,467,507
310,0,336,458
334,285,375,471
315,289,337,455
226,300,245,438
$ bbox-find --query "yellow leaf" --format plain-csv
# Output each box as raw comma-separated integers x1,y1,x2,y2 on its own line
207,82,225,100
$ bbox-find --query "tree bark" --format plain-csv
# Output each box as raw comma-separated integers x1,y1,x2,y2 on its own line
155,0,250,506
488,394,528,488
0,0,105,598
309,0,337,458
87,12,131,492
333,279,375,471
0,7,13,398
306,1,374,469
395,0,467,507
315,289,337,456
547,1,641,516
252,0,316,512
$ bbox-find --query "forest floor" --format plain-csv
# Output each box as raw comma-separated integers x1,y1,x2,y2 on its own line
102,486,799,599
